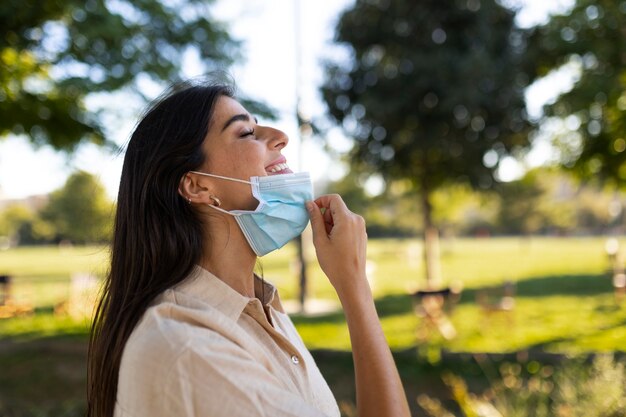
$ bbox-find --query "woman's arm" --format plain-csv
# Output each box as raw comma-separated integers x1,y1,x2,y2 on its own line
306,195,411,417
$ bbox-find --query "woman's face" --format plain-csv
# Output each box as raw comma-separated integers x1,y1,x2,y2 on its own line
200,95,291,210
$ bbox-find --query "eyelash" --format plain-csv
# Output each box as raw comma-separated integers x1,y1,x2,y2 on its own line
240,129,255,138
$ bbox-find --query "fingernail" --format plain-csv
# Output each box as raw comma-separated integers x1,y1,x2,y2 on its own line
305,201,314,212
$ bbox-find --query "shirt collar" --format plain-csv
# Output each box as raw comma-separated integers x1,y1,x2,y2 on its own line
172,264,278,321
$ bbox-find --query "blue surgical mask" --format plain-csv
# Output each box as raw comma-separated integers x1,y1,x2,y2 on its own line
189,171,313,256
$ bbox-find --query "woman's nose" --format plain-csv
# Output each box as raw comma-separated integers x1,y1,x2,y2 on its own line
262,126,289,150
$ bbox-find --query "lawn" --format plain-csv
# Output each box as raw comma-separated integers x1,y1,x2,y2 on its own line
0,237,625,416
1,236,623,353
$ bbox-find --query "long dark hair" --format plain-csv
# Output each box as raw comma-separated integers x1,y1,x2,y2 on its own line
87,81,234,417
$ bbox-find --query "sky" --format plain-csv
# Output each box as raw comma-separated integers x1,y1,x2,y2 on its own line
0,0,576,200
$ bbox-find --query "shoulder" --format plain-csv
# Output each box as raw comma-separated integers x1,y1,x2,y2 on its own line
121,294,243,367
116,293,336,417
116,299,255,414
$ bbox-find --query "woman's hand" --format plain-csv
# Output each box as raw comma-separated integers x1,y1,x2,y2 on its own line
306,194,368,297
306,194,412,417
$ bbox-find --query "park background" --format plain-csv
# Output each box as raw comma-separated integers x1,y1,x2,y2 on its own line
1,0,626,416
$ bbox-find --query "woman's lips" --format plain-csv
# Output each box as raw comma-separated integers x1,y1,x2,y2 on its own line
266,162,292,175
265,156,286,169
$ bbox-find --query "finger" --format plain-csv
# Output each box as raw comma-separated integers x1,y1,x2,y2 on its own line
314,194,349,213
316,199,337,235
323,213,333,235
315,194,349,228
306,201,329,242
323,207,334,228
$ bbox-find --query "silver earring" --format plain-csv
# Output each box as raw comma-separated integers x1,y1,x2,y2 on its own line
187,197,191,205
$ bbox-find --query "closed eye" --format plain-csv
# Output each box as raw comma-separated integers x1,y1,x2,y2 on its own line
240,128,255,138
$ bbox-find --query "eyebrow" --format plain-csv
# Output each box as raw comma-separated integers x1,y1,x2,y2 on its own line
221,114,258,132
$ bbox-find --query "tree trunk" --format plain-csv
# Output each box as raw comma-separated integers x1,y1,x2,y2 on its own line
421,189,442,288
296,234,308,313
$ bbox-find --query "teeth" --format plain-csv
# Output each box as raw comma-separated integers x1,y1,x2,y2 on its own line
268,163,289,173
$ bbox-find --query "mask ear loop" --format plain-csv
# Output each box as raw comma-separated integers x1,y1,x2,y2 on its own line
188,171,252,185
208,195,235,216
207,203,239,216
187,171,251,216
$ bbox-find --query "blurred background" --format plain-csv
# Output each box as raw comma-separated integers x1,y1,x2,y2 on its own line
1,0,626,415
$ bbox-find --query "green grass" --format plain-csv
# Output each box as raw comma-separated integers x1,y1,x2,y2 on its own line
0,245,109,278
0,245,108,308
0,237,625,416
290,236,625,354
266,236,617,298
0,338,88,415
0,237,624,353
0,236,616,302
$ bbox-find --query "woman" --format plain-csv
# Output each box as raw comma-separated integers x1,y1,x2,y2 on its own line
87,80,410,417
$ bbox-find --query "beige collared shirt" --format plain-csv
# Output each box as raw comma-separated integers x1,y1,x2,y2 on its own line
114,265,341,417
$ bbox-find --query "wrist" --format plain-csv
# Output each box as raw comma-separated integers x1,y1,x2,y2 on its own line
334,275,373,306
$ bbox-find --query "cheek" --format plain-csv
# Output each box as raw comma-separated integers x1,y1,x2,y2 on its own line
226,152,258,180
204,141,265,180
237,145,266,171
238,151,257,165
205,148,244,175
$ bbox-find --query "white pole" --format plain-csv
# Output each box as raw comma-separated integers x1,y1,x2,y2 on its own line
293,0,309,313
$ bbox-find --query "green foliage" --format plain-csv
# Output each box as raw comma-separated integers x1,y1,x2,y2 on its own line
527,0,626,184
321,0,536,194
495,168,626,235
40,171,113,244
321,0,539,283
0,203,54,245
0,204,33,238
431,183,499,234
327,174,500,237
327,166,625,236
0,0,239,151
576,185,616,230
553,355,626,416
0,172,115,245
497,168,578,234
418,355,626,417
326,172,422,237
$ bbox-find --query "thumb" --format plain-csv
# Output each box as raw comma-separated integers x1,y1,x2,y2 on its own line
306,201,328,242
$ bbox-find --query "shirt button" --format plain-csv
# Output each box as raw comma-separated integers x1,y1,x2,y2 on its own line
291,355,300,365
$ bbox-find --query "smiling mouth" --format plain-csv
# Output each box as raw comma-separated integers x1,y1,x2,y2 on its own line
266,162,293,175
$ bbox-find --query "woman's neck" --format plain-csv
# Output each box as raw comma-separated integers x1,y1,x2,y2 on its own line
199,214,257,298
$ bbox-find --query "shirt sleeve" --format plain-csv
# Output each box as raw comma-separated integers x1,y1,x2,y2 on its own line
158,336,332,417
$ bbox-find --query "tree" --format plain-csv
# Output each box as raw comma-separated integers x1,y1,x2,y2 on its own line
326,170,497,238
41,171,113,243
321,0,536,285
527,0,626,184
496,168,577,235
326,171,422,237
431,183,499,236
0,0,243,151
0,203,55,245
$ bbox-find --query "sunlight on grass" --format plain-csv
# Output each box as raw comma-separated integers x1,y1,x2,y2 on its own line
0,313,90,340
0,245,109,279
0,237,624,353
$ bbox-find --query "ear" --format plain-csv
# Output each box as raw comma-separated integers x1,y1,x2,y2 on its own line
178,172,215,205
